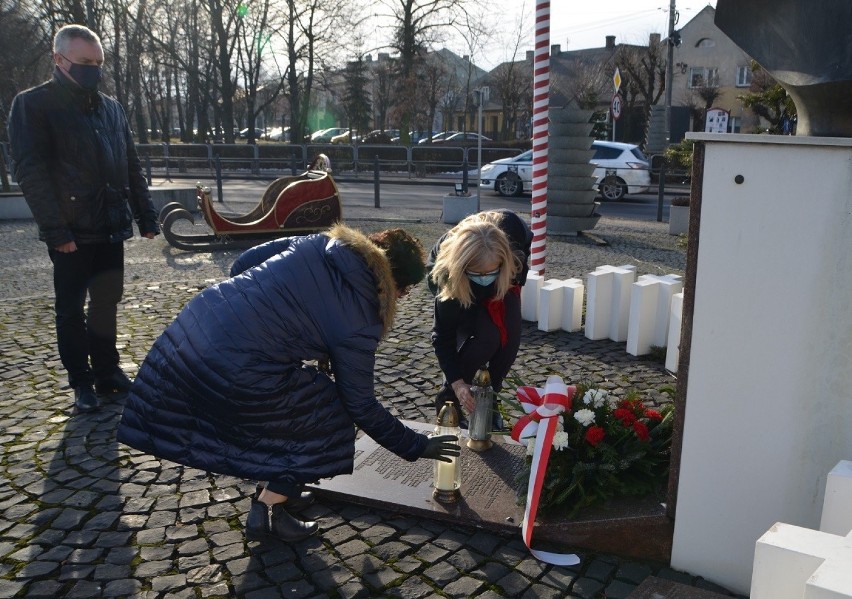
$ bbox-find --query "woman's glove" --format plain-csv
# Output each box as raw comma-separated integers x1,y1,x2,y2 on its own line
419,434,460,462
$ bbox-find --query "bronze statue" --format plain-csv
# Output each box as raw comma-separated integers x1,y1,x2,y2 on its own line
716,0,852,137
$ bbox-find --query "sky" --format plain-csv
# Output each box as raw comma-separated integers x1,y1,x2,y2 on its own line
467,1,718,71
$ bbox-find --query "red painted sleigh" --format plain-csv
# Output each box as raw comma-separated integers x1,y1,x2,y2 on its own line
160,155,342,251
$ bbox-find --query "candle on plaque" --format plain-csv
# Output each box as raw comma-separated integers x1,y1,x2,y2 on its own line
467,367,494,452
432,401,461,503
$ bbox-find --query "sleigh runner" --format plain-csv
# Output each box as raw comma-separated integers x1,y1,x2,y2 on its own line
160,156,342,251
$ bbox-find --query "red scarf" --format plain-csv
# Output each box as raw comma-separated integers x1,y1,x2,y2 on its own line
485,285,521,346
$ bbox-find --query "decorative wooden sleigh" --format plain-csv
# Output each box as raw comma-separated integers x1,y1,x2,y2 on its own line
160,155,342,251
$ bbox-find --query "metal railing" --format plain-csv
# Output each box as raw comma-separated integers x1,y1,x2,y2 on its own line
133,142,522,181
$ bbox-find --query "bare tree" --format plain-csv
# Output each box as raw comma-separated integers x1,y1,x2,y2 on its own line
376,0,483,143
234,0,285,143
487,4,530,140
614,38,666,140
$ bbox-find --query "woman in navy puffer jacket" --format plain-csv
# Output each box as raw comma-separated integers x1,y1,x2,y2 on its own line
118,224,458,542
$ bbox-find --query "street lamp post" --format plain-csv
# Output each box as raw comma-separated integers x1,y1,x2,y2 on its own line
664,0,677,148
475,87,489,211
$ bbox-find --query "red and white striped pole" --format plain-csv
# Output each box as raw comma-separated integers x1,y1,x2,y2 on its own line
530,0,550,275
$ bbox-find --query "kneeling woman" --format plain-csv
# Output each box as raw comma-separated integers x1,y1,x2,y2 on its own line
117,225,457,542
428,211,531,426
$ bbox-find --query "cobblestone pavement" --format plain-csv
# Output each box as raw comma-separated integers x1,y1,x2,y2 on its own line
0,200,745,598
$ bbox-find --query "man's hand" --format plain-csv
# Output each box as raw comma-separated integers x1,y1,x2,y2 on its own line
420,434,460,462
451,379,475,413
143,232,157,239
55,241,77,253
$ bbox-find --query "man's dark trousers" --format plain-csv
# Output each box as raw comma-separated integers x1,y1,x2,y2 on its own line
48,242,124,389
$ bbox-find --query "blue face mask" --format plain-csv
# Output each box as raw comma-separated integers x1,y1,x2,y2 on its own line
467,271,499,287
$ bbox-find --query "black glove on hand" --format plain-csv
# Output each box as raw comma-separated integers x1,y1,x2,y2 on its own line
420,434,460,462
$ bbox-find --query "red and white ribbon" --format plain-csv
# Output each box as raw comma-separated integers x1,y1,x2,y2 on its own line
510,375,580,566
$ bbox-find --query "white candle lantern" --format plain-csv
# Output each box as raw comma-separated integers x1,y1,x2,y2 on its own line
432,401,461,503
467,367,494,452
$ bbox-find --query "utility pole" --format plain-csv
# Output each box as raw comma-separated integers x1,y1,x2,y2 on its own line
664,0,677,147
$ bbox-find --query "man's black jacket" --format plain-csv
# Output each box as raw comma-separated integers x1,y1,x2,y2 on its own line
8,69,159,247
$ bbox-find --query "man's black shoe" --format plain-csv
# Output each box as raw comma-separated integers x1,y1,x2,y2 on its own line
95,370,133,396
74,386,99,412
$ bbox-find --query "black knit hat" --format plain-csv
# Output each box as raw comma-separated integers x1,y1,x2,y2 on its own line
368,228,426,290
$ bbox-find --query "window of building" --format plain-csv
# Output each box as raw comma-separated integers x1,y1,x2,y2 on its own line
689,67,720,88
729,116,742,133
736,66,752,87
696,37,716,48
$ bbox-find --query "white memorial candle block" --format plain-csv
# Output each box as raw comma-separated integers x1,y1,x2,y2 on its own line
820,460,852,536
750,523,852,599
521,271,544,322
584,265,636,341
665,292,685,373
561,278,585,332
537,279,565,332
626,274,684,356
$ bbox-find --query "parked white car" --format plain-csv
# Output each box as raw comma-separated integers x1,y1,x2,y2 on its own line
479,140,651,200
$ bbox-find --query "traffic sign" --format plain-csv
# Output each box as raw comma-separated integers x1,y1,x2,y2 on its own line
611,93,623,120
613,67,622,92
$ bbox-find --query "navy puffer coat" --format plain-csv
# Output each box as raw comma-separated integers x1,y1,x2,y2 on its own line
117,225,427,485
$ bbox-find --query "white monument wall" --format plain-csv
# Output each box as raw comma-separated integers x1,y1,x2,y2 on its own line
671,134,852,593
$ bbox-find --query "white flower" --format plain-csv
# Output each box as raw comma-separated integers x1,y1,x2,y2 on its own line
574,408,596,427
525,439,535,456
583,389,608,408
552,431,570,451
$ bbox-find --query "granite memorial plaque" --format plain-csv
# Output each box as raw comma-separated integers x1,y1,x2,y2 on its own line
309,420,527,534
309,420,673,561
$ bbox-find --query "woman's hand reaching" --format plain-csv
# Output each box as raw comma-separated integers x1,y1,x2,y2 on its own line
451,379,475,413
420,435,460,462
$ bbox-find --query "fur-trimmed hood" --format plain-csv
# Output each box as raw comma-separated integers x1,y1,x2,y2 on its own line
327,223,396,338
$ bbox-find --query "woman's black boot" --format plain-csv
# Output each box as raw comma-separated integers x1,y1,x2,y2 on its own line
244,493,270,540
269,504,318,542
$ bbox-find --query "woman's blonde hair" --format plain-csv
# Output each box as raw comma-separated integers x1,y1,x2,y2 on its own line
432,214,520,308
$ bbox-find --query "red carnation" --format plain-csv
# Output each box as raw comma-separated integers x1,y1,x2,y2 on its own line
644,409,663,421
633,421,650,441
613,408,637,426
585,426,606,447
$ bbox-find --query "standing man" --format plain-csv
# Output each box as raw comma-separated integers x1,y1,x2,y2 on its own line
8,24,160,413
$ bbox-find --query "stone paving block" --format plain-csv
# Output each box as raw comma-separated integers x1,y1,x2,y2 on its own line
585,558,618,582
135,559,173,578
495,570,533,596
362,567,404,590
264,561,302,582
525,582,566,599
244,588,283,599
446,547,486,572
102,577,142,597
615,561,654,584
423,560,460,586
570,576,606,598
94,563,131,580
65,580,102,598
370,539,413,561
185,563,221,585
310,563,356,591
151,573,187,592
23,579,63,598
15,561,58,578
605,579,638,599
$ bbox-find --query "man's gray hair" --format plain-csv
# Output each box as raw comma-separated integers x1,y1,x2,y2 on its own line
54,24,102,55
